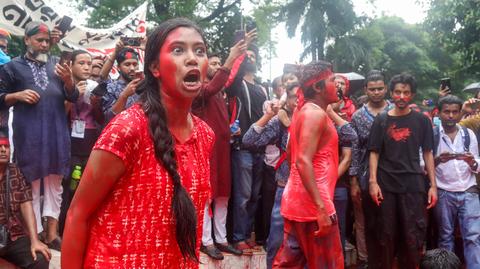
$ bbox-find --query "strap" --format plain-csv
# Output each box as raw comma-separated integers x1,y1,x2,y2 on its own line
433,126,440,156
461,126,470,152
242,80,252,120
274,152,287,171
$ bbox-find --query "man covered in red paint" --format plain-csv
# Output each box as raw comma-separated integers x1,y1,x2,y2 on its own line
367,73,437,269
273,61,344,269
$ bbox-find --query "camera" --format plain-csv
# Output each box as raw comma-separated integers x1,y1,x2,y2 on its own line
120,37,142,47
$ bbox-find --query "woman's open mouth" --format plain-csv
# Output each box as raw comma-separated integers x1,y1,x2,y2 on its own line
183,69,202,91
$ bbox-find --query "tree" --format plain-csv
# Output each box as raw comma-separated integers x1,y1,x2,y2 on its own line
326,16,466,101
280,0,359,60
424,0,480,76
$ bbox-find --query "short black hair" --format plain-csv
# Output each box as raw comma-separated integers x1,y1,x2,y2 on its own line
0,127,8,139
389,73,417,93
437,95,463,111
286,82,300,93
365,69,385,86
420,249,461,269
208,52,221,59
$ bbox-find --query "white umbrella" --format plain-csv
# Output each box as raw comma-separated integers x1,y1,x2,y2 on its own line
338,72,365,81
463,82,480,92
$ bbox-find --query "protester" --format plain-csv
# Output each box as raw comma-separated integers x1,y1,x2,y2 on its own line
0,21,78,251
58,50,104,236
62,18,214,268
328,100,359,261
334,74,356,121
89,55,104,82
0,128,51,269
243,82,298,269
433,95,480,268
101,42,142,122
368,73,437,269
273,61,344,268
0,29,11,66
350,70,390,266
192,40,250,259
226,43,268,254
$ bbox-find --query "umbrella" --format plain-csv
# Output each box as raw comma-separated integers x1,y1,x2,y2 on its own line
338,72,365,81
463,82,480,92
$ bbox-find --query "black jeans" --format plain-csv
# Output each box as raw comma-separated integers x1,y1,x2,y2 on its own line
365,190,427,269
255,163,277,243
0,236,49,269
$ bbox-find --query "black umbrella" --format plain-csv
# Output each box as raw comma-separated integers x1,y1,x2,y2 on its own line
463,82,480,92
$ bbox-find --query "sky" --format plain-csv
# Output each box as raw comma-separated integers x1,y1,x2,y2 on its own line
251,0,429,81
48,0,428,81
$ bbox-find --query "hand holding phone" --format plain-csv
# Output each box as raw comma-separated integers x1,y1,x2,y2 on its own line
440,77,451,92
135,70,144,80
121,37,142,47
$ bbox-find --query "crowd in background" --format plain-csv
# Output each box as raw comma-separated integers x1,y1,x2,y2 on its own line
0,17,479,269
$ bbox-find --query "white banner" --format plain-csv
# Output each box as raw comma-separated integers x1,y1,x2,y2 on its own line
0,0,147,56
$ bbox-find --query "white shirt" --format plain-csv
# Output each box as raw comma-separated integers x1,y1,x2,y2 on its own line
435,124,480,192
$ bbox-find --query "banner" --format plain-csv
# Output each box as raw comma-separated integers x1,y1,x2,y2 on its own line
0,0,147,56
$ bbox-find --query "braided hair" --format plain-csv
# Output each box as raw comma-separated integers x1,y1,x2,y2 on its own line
137,18,206,262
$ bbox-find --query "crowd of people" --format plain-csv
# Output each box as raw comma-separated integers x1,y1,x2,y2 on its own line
0,16,479,269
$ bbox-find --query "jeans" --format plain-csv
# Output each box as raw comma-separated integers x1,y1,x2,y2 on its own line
267,186,285,269
256,164,277,243
434,189,480,268
334,187,348,251
231,149,264,242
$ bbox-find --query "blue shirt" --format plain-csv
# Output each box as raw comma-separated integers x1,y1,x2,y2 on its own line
102,79,139,123
0,55,78,182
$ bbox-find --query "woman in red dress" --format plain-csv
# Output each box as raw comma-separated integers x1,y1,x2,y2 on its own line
61,18,214,268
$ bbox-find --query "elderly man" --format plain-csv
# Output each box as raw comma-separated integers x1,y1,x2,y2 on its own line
0,21,78,250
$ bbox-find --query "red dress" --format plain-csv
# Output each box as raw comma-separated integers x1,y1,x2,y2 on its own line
83,104,214,269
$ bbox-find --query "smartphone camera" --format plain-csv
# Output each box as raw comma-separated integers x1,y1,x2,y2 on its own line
121,37,142,47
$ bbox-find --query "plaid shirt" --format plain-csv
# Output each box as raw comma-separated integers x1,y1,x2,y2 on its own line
0,163,32,241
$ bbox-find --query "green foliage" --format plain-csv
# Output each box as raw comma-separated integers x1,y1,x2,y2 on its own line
326,16,467,101
280,0,359,60
424,0,480,76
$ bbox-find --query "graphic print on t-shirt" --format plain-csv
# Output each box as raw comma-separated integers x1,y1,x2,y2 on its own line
387,123,411,142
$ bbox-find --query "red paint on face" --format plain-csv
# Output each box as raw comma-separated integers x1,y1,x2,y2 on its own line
155,27,208,100
325,75,339,104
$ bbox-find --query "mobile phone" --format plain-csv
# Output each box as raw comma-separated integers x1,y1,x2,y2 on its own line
246,20,257,32
135,70,144,80
91,82,108,97
440,77,451,91
471,99,480,110
120,37,142,47
233,30,245,45
57,16,73,34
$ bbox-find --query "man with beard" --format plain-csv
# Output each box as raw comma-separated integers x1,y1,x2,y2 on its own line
226,44,268,254
0,21,78,250
433,95,480,268
350,70,390,267
367,73,437,268
191,39,248,259
102,47,141,123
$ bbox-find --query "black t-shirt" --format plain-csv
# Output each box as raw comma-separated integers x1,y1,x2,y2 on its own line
368,110,433,193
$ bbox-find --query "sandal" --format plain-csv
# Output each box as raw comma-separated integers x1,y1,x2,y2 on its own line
235,241,254,256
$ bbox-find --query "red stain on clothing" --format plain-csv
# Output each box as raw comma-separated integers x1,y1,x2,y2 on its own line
387,123,411,142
